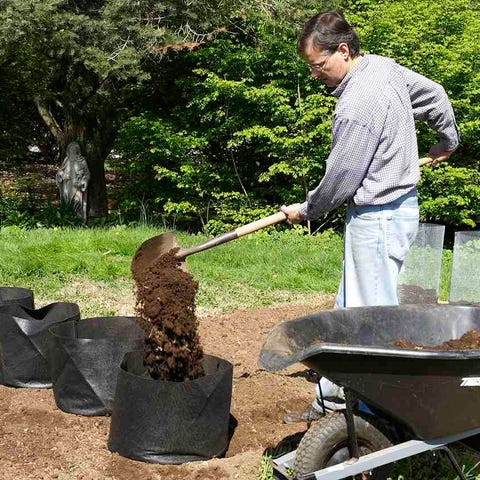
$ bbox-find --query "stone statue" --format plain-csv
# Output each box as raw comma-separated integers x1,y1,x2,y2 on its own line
56,142,90,221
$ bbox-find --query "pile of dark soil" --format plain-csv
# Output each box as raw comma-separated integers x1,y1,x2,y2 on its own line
394,329,480,350
397,284,438,304
132,248,204,381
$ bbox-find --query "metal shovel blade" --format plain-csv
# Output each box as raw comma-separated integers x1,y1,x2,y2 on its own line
131,231,186,279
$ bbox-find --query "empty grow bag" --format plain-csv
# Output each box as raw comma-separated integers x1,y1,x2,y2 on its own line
49,316,143,416
449,231,480,305
0,287,34,309
0,302,80,388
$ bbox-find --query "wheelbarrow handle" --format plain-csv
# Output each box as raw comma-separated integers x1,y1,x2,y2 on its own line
176,211,287,260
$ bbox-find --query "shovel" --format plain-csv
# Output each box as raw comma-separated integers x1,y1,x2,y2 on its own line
131,211,287,276
131,157,435,276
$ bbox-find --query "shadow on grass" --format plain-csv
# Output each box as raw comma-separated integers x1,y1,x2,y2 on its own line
386,442,480,480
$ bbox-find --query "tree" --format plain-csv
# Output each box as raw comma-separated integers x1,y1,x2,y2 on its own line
0,0,238,217
0,60,37,160
351,0,480,159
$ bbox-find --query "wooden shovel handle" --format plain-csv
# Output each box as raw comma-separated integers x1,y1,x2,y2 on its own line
419,157,433,166
176,211,287,260
235,211,287,236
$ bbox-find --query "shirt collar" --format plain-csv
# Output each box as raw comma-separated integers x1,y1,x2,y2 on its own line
331,54,368,98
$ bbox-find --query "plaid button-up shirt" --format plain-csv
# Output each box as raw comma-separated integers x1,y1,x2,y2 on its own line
299,54,459,221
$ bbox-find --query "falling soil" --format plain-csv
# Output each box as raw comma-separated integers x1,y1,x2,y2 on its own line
397,284,438,304
394,329,480,350
133,248,204,381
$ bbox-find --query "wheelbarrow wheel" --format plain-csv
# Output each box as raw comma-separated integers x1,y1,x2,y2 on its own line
293,412,393,479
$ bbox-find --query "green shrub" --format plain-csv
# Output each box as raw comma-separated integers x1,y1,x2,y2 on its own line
111,9,337,232
418,164,480,228
0,195,83,229
110,0,480,233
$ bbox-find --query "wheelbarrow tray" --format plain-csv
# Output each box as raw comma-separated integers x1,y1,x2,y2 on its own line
259,304,480,440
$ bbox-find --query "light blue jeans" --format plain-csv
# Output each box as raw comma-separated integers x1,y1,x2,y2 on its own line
314,190,419,411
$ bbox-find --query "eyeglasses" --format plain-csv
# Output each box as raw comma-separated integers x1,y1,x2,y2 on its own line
307,54,332,73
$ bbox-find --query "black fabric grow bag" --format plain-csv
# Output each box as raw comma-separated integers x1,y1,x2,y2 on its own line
49,316,144,416
108,351,233,464
0,287,34,309
0,302,80,388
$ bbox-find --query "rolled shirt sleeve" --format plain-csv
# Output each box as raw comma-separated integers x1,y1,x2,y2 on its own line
299,116,379,221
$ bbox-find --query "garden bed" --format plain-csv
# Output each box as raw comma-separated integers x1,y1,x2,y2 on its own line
0,296,334,480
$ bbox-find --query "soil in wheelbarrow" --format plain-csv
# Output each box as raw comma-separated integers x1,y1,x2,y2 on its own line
0,295,335,480
395,329,480,350
397,284,438,304
132,248,204,381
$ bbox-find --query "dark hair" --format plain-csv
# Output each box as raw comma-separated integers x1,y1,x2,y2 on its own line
297,11,360,56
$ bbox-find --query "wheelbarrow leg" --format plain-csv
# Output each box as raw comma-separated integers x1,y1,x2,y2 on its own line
344,388,360,459
436,446,467,480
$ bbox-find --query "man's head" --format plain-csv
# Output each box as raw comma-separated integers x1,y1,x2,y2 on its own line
298,11,361,87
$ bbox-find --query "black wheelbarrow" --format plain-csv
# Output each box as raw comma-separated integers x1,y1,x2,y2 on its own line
259,304,480,480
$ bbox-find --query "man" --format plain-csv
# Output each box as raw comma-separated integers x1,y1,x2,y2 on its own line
281,11,459,423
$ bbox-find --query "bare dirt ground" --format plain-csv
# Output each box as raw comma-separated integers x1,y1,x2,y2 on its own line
0,296,335,480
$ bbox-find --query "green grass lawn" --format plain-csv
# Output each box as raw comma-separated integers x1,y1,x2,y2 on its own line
0,225,453,317
0,225,343,316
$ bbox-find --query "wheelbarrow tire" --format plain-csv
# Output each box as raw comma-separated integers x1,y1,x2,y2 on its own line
293,412,393,479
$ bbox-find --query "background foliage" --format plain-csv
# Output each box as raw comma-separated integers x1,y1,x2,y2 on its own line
110,0,480,232
0,0,241,217
0,0,479,232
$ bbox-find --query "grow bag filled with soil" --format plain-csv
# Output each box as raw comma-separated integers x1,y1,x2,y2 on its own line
49,316,143,416
0,302,80,388
108,351,233,464
0,287,34,309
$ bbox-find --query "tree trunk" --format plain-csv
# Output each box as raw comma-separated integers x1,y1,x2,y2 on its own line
78,123,115,218
85,147,108,218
